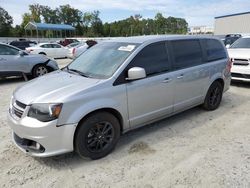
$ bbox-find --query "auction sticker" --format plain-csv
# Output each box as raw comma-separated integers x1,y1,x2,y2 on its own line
118,45,135,52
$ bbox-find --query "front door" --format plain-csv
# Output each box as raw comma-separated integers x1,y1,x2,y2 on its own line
0,44,26,75
126,41,175,127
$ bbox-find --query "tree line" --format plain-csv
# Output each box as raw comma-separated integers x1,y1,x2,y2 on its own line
0,4,188,37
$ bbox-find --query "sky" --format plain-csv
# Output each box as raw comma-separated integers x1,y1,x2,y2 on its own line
1,0,250,27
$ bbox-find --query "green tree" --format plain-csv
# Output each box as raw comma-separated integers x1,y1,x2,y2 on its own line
58,4,81,26
0,6,13,36
40,5,60,24
29,4,41,22
90,11,103,36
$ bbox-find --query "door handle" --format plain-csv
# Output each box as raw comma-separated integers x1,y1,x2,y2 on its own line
0,58,6,61
177,74,184,79
162,78,172,83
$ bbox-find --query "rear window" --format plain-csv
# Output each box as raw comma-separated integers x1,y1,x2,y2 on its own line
172,40,203,70
204,39,226,61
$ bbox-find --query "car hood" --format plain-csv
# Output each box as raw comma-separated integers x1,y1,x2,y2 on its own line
14,71,101,105
227,48,250,59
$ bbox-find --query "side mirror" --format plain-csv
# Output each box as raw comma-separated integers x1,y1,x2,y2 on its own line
19,51,26,56
126,67,146,81
226,44,230,49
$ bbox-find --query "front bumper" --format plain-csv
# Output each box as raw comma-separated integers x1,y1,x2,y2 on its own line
46,59,59,71
231,65,250,82
8,111,77,157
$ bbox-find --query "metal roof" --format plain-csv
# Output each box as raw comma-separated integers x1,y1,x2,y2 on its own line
25,22,75,31
215,11,250,19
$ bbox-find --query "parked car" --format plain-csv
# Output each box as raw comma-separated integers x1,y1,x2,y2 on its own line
0,42,59,78
65,42,81,59
72,40,97,59
8,36,231,159
224,34,242,47
227,36,250,82
9,40,37,50
59,38,79,46
26,43,68,59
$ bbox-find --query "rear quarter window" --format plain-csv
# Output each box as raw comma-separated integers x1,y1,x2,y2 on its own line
204,39,227,61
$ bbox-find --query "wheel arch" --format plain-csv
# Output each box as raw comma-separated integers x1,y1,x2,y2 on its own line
38,52,46,55
73,107,124,150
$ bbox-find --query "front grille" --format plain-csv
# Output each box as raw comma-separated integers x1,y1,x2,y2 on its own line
11,100,27,119
231,73,250,79
233,59,249,66
13,106,23,118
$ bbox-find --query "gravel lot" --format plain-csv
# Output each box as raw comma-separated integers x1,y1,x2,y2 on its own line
0,59,250,187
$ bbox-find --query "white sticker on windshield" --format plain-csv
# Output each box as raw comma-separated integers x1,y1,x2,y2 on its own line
118,45,135,52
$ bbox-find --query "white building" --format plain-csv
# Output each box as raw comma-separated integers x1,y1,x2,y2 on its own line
189,26,214,35
214,12,250,35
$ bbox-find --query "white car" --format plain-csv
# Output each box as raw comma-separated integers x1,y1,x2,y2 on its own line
65,42,80,59
227,36,250,82
72,43,89,59
26,43,68,59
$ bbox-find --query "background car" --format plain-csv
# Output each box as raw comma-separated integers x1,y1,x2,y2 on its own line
59,38,79,46
224,34,242,47
9,40,37,50
65,42,80,59
72,40,97,59
227,36,250,82
0,42,59,78
26,43,68,59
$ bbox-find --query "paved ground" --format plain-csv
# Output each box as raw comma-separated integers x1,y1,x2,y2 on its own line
0,60,250,187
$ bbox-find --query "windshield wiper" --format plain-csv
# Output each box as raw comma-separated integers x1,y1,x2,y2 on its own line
67,68,89,78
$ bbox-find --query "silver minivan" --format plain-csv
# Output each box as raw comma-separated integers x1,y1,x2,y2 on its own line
8,35,231,159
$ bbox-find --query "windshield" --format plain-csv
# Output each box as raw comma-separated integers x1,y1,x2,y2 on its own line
230,38,250,48
67,42,138,79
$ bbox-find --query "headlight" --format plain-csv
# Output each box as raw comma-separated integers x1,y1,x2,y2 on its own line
28,103,63,122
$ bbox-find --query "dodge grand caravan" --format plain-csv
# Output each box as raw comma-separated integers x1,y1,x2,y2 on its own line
8,35,231,159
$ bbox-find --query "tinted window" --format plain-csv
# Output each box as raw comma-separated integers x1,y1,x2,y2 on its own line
205,39,226,61
172,40,202,70
129,42,169,76
224,37,240,46
0,45,19,55
41,44,52,48
52,44,61,48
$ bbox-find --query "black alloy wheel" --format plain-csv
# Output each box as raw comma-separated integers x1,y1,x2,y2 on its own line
75,112,120,159
203,81,223,111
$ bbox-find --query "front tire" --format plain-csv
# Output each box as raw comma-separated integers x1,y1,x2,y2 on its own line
32,65,49,78
75,112,120,160
203,81,223,111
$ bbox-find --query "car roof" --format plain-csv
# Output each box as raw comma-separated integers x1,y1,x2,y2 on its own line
105,35,220,44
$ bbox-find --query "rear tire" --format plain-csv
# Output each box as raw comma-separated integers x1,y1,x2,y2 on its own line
75,112,120,160
203,81,223,111
32,65,49,78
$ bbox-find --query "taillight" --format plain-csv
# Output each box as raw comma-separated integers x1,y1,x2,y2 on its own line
226,58,233,72
72,48,76,55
